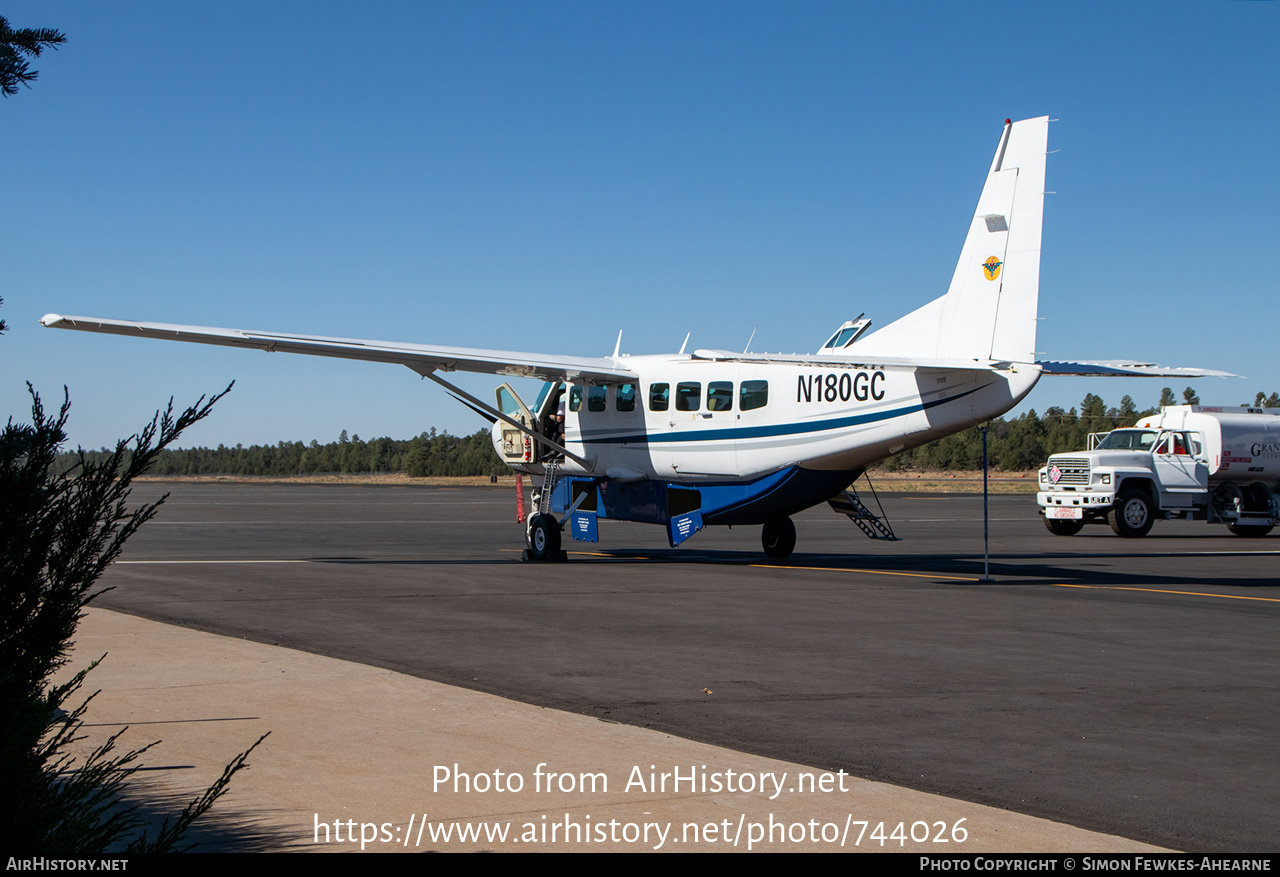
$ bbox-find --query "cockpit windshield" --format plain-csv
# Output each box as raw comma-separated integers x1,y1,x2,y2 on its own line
1094,430,1157,451
532,381,559,415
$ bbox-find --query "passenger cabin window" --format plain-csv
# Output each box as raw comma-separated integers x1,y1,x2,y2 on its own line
649,383,670,411
568,385,583,413
587,386,607,412
740,380,768,411
616,383,636,412
676,382,701,411
707,381,733,411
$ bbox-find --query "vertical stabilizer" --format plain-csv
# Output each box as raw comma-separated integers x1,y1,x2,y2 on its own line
850,116,1049,364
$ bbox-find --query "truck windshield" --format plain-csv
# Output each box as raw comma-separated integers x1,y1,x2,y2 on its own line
1095,430,1157,451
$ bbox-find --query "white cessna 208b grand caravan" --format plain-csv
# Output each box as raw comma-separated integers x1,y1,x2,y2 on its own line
43,116,1226,561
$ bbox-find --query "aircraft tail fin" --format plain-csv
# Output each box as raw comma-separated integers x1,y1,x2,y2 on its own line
851,116,1050,365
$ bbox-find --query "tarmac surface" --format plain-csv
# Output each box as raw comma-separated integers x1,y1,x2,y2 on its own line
77,482,1280,851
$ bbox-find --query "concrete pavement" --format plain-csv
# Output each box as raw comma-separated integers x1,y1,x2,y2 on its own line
63,607,1165,853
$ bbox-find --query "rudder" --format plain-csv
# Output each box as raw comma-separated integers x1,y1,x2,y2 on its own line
850,117,1050,364
936,116,1049,363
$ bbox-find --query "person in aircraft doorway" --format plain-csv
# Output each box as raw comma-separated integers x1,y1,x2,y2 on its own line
550,401,566,460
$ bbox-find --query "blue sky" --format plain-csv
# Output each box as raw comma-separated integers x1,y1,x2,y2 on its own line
5,2,1278,450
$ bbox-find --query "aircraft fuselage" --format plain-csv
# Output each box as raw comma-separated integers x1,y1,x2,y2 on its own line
501,356,1041,530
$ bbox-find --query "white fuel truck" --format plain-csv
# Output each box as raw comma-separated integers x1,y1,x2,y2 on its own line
1037,406,1280,537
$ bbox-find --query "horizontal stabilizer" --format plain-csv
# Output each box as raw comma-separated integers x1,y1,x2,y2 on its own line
40,314,636,384
1037,360,1239,378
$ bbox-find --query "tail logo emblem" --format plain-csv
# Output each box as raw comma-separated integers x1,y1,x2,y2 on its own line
983,257,1003,281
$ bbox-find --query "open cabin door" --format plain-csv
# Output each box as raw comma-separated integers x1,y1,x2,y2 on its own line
495,383,540,464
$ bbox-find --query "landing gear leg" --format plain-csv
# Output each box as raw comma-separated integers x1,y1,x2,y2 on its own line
526,513,563,562
761,516,796,559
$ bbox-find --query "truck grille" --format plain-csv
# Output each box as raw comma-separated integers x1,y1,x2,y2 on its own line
1047,457,1091,486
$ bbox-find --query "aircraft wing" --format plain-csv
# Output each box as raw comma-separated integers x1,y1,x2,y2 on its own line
1036,360,1239,378
40,314,636,384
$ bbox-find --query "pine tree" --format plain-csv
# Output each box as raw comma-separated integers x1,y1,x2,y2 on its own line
1118,395,1139,427
1,384,267,852
0,16,66,97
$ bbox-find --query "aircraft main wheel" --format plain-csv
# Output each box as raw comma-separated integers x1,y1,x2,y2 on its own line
1044,516,1084,536
1108,489,1154,538
528,514,561,561
761,517,796,559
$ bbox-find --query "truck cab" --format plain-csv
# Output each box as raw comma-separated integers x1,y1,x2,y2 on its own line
1038,427,1210,536
1037,406,1280,538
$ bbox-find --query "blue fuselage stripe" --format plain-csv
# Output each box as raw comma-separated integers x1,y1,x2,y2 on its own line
578,384,985,446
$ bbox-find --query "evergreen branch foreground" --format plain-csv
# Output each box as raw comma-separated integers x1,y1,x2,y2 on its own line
1,382,268,853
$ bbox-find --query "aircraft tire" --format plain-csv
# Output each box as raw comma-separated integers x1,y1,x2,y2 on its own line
528,514,562,561
1108,489,1154,538
1044,516,1084,536
761,516,796,559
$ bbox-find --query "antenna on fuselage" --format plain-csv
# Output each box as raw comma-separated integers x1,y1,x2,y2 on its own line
744,325,758,354
679,332,690,355
613,330,623,358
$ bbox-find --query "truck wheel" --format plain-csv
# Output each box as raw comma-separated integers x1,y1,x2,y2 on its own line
1109,489,1154,538
1246,482,1275,514
1225,483,1275,536
1212,482,1245,517
1044,516,1084,536
528,514,561,561
761,517,796,559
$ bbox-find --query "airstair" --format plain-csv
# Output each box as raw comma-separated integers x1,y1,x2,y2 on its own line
535,457,560,517
828,474,898,541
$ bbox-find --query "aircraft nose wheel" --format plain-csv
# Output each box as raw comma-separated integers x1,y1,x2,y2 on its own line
526,514,563,562
761,516,796,559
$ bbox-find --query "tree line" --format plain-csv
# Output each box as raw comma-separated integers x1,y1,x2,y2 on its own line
54,388,1280,478
58,427,508,478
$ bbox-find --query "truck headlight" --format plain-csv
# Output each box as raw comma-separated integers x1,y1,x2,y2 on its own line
1101,473,1111,485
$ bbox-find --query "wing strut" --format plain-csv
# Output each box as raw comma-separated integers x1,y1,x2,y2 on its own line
422,371,594,469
